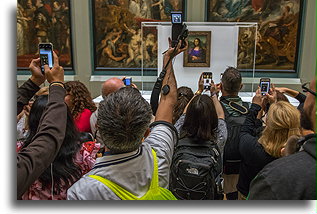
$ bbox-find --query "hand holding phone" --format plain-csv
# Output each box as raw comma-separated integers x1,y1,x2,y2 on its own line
39,43,54,74
260,78,270,96
123,77,132,86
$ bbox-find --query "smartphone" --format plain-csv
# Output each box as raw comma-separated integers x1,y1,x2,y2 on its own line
260,78,270,95
203,72,213,90
123,77,132,86
39,43,54,74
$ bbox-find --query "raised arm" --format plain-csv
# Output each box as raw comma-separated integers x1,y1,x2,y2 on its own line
17,52,66,199
275,87,306,104
210,80,224,119
155,38,187,123
17,58,45,115
240,87,263,137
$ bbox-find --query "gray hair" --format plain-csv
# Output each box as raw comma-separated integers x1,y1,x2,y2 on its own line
97,87,152,153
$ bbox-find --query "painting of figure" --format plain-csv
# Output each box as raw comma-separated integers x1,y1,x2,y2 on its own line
183,31,211,67
207,0,303,72
17,0,73,70
93,0,185,72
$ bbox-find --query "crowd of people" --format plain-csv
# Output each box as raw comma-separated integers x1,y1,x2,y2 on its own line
16,39,316,200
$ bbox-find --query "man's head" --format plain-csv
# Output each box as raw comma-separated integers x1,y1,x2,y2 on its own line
303,79,316,132
220,67,243,96
101,77,125,99
97,87,152,154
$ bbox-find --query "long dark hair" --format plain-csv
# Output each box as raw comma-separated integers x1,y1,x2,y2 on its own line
181,95,218,141
172,87,194,124
23,95,82,194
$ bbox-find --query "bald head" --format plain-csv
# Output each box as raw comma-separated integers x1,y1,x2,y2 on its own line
102,77,125,98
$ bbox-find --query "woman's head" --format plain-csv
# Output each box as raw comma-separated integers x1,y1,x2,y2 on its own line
64,81,97,118
193,38,201,47
173,86,194,124
259,101,301,158
181,94,218,141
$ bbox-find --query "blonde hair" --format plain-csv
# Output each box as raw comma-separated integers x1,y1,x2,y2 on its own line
259,101,301,158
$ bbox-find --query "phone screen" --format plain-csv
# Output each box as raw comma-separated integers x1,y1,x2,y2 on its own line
124,78,131,86
40,48,53,68
203,72,212,90
171,13,182,24
260,81,270,95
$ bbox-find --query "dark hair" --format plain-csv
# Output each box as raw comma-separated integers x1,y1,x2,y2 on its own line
173,87,194,124
181,95,218,141
65,81,97,119
221,67,242,94
97,87,152,154
23,95,81,194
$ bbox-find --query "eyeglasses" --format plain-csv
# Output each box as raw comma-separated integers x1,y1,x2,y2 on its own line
302,82,316,96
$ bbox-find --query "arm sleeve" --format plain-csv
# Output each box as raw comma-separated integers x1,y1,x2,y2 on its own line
247,174,277,200
17,85,67,199
240,103,262,137
216,118,227,157
145,123,177,187
17,79,40,115
174,114,185,135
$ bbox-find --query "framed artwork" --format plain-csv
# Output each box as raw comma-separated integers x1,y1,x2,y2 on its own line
17,0,74,73
183,31,211,67
206,0,305,73
91,0,186,75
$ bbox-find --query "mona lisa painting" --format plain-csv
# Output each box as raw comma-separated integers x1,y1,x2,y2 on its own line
183,31,211,67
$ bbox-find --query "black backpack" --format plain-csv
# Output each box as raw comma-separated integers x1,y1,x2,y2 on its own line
220,97,249,174
169,137,223,200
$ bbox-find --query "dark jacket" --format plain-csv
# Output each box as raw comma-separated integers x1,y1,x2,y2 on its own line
237,103,276,196
17,79,67,199
248,135,316,200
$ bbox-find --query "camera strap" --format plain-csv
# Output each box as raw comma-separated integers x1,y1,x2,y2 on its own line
220,98,249,115
150,44,179,116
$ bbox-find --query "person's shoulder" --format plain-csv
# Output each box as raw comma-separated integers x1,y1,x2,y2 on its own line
260,151,314,178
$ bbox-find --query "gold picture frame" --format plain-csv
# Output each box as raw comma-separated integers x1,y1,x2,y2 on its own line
183,31,211,67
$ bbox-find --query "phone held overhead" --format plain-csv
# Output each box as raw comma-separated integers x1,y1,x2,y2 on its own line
39,43,54,74
260,78,270,96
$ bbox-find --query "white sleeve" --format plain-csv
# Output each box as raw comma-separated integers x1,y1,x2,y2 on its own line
143,124,177,187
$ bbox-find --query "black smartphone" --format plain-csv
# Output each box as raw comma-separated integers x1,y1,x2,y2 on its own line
123,77,132,86
171,11,188,48
203,72,213,90
39,43,54,74
260,78,271,95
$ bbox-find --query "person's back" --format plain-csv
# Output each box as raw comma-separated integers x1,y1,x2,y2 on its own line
218,67,247,200
248,135,315,199
68,41,186,200
171,79,227,199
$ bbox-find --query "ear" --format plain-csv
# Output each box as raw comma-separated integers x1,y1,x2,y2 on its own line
240,83,243,91
144,128,150,139
281,147,286,157
219,82,223,90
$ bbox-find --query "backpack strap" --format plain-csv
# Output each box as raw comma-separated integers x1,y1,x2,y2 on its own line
220,97,249,115
88,149,159,200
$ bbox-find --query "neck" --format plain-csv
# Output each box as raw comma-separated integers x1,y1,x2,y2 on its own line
221,91,239,97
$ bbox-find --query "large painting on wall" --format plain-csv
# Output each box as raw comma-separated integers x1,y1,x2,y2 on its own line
207,0,304,73
17,0,73,71
92,0,185,73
